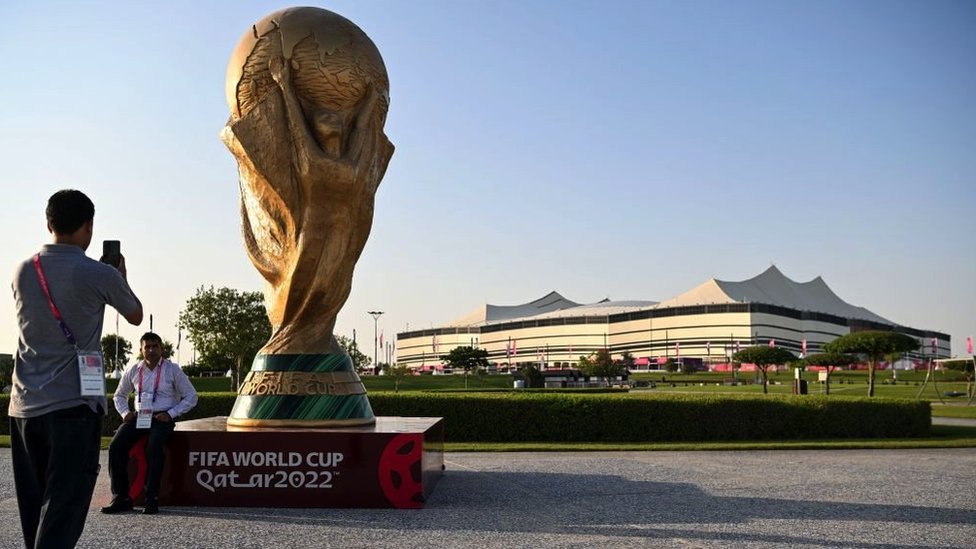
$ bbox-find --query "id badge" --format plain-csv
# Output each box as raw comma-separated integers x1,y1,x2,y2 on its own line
76,351,105,397
136,409,153,429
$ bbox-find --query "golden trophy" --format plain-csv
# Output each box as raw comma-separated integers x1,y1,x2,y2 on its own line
221,7,393,427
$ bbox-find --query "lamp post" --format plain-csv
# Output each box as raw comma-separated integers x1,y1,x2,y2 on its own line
368,311,384,374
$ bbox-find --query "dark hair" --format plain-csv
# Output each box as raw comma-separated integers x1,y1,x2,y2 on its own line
46,189,95,235
140,332,163,345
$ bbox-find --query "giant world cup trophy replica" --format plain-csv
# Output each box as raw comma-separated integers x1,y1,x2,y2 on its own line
221,7,394,427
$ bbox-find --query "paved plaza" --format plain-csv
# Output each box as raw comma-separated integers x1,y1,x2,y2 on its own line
0,447,974,548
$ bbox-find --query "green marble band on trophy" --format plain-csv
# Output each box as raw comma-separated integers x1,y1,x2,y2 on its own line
227,354,375,427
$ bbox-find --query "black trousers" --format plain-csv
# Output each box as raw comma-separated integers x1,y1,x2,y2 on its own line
10,404,102,549
107,418,174,502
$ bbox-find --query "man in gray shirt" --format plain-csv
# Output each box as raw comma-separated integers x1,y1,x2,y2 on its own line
9,189,143,549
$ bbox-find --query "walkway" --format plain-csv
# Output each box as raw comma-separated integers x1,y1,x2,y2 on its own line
1,448,974,548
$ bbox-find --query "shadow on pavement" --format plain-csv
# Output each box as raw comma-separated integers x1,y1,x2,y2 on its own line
165,469,975,549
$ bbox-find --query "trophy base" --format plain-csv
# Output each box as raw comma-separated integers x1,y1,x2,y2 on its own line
227,353,376,426
128,416,444,509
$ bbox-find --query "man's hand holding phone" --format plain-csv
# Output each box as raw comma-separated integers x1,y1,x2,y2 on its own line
100,240,126,278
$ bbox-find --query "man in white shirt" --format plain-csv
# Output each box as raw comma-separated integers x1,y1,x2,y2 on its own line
101,332,197,515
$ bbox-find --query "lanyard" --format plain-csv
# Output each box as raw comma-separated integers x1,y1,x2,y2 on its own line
138,361,164,405
31,254,77,348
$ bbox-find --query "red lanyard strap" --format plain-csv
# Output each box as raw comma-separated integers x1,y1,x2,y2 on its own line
138,361,164,404
31,254,77,348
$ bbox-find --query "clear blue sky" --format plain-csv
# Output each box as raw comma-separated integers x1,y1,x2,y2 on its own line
1,1,973,360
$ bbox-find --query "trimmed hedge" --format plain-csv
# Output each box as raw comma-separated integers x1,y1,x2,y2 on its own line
0,393,237,437
367,392,931,442
102,392,239,437
105,377,233,394
0,392,930,442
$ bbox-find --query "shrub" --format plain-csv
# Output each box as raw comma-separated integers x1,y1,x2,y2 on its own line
106,376,232,394
0,392,931,442
366,392,930,442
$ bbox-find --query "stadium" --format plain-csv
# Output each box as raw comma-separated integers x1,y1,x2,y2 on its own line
394,266,950,372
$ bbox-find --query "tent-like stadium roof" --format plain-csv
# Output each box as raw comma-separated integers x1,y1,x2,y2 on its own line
654,265,893,324
447,291,581,327
447,266,894,328
532,300,658,320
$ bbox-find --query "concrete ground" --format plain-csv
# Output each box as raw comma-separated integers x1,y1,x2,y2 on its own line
1,447,974,548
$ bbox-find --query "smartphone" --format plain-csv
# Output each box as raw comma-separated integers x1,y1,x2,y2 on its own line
101,240,122,269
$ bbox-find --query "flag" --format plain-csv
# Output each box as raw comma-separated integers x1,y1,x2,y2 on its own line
177,327,182,351
512,339,517,356
967,336,973,355
706,341,711,354
735,341,741,353
675,342,680,357
769,339,775,348
432,333,438,353
801,338,807,356
931,337,937,354
379,330,384,348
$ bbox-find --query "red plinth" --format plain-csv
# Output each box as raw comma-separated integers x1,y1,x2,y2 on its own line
129,416,444,509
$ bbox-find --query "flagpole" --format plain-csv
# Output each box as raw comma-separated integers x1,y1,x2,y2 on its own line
967,336,975,404
649,313,653,371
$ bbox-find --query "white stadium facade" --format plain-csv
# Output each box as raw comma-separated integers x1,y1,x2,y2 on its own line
394,266,950,372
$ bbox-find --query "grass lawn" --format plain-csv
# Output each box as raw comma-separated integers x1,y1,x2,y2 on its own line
931,403,976,418
361,374,512,392
171,372,976,417
5,373,971,453
634,380,976,418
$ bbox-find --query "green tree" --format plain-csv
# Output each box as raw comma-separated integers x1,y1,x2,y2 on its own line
732,346,796,394
100,334,132,373
0,354,13,389
579,349,623,387
519,364,544,388
824,330,918,397
178,286,271,390
885,351,902,382
336,335,371,374
796,351,858,395
441,346,489,375
662,358,677,373
620,351,635,372
136,338,175,361
162,339,175,359
441,346,489,388
388,363,413,393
